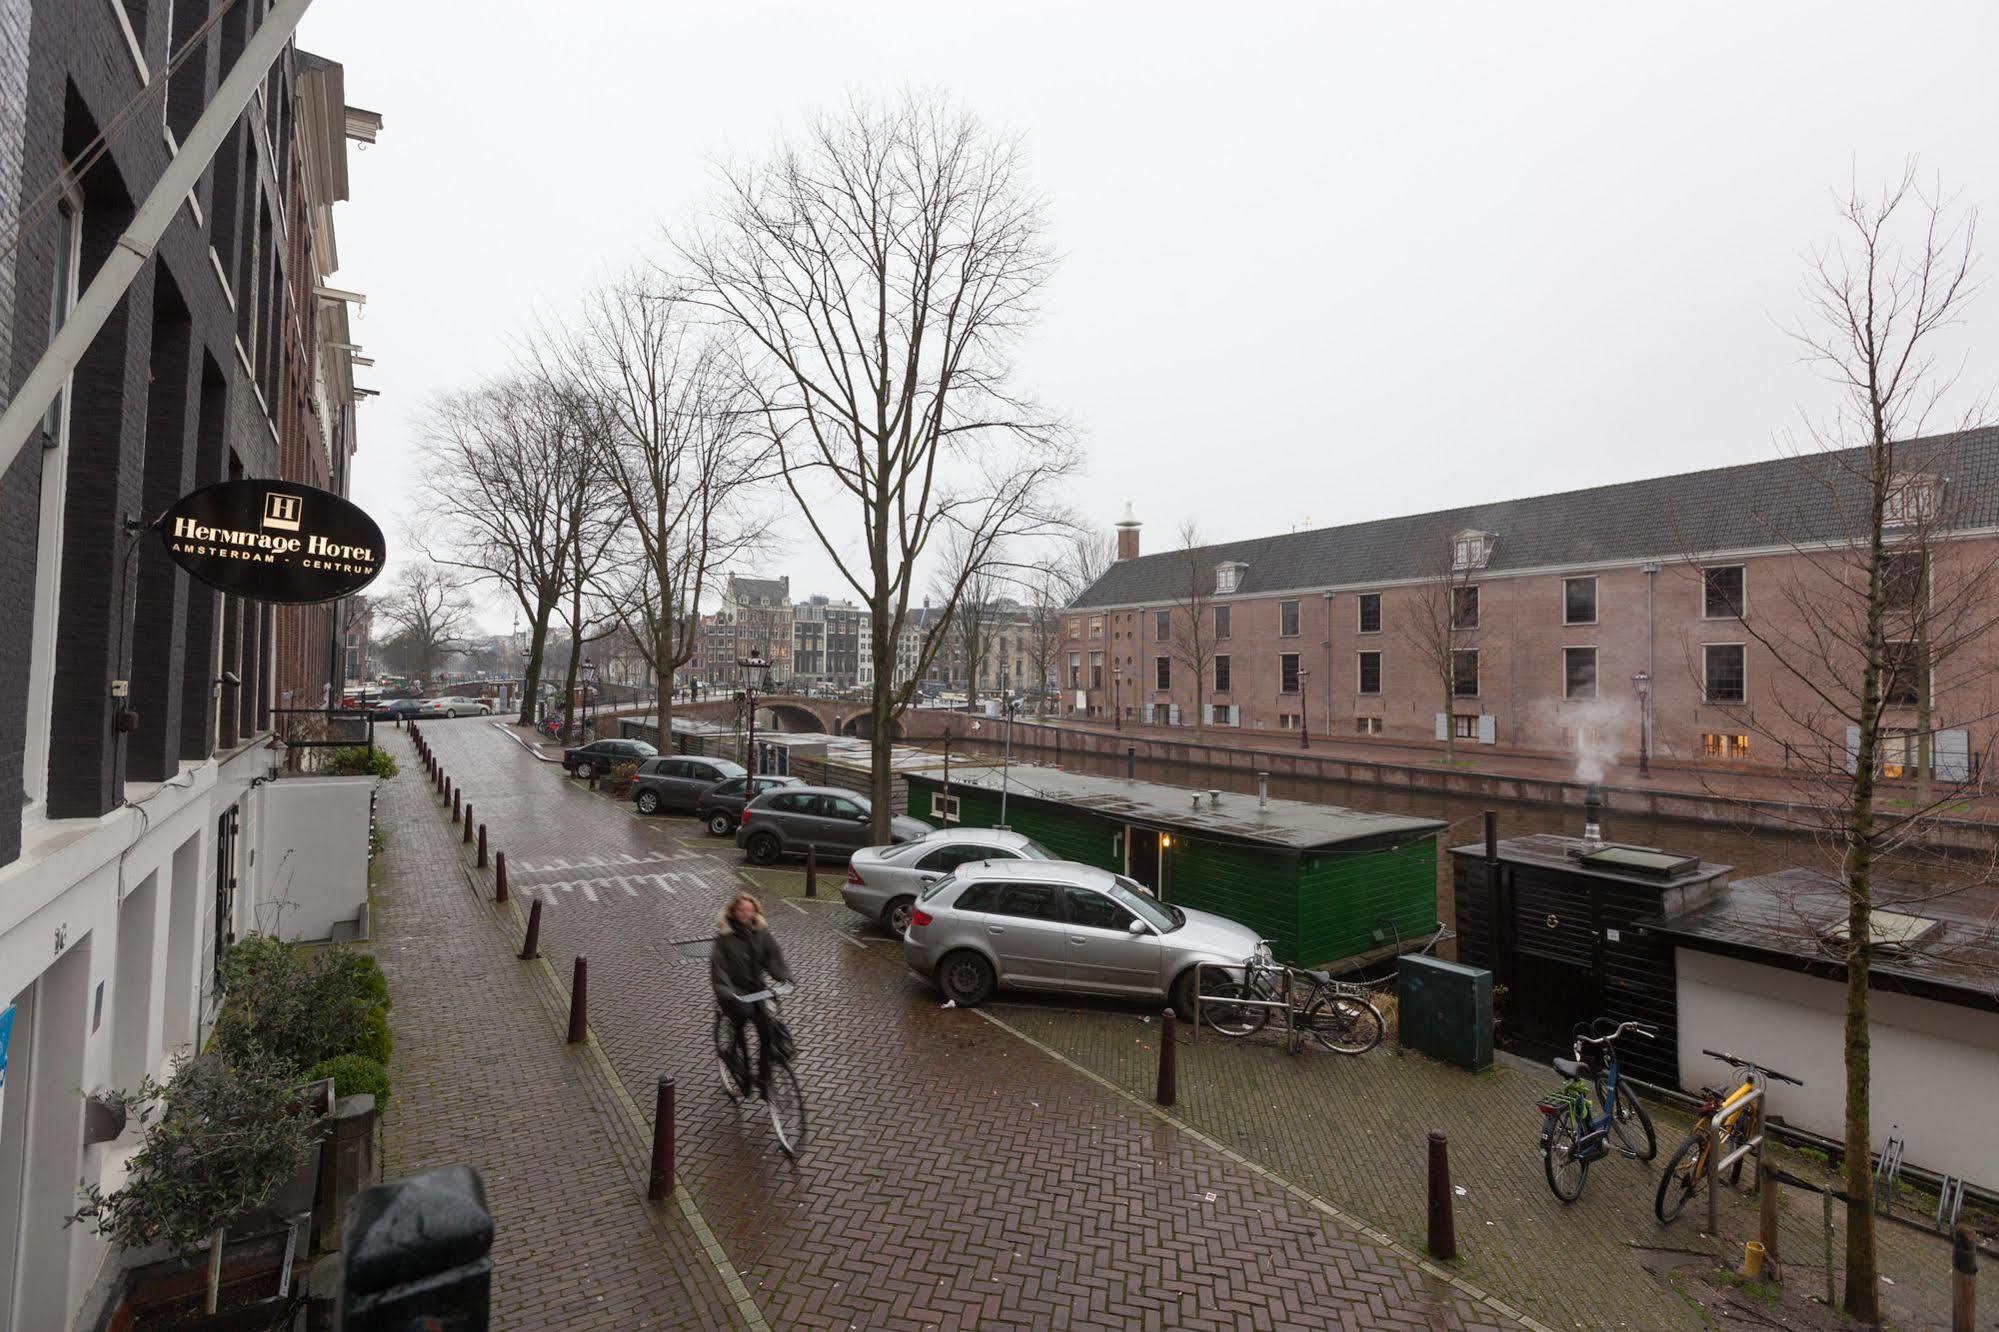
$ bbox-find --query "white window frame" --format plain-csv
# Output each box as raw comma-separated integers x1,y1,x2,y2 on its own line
24,181,85,813
1562,645,1598,701
1452,530,1493,570
1702,564,1746,620
1356,592,1382,635
1212,654,1231,694
1355,716,1383,735
1278,600,1300,638
1702,641,1747,704
1278,652,1301,695
932,792,961,824
1154,655,1170,691
1215,563,1243,594
1562,575,1597,626
1212,604,1231,640
1357,650,1382,696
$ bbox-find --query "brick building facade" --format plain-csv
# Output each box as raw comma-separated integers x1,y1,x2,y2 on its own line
0,4,376,1323
1066,433,1999,775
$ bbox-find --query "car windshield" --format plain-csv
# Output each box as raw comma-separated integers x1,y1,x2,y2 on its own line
632,742,657,756
1020,838,1057,860
1107,879,1179,932
918,872,957,901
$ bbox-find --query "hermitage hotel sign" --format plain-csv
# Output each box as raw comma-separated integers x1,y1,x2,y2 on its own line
154,479,386,604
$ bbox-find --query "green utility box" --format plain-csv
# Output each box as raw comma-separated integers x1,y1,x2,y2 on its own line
1397,955,1493,1071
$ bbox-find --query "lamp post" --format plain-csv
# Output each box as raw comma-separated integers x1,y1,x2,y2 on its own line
580,657,597,741
738,652,771,773
1633,671,1651,778
1112,663,1122,731
1298,666,1311,749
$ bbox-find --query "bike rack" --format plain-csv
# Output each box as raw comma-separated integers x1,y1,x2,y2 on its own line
1191,960,1297,1050
1936,1174,1967,1232
1875,1129,1907,1216
1705,1084,1768,1236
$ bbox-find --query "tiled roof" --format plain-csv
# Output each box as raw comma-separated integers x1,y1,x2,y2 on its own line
1070,428,1999,609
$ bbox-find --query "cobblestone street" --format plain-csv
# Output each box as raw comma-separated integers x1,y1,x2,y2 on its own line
380,721,1525,1329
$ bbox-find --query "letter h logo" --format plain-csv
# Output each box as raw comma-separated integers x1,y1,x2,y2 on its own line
262,492,303,532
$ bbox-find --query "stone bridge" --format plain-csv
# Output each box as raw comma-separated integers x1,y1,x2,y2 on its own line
675,694,898,739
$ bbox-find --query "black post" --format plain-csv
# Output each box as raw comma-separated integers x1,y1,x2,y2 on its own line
1427,1130,1457,1260
648,1077,676,1201
1127,744,1136,780
567,957,588,1044
339,1165,492,1330
520,899,542,960
1156,1008,1177,1106
477,823,487,868
494,852,508,902
1955,1226,1978,1332
805,845,818,898
463,804,474,845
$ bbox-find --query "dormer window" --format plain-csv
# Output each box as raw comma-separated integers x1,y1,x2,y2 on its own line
1453,530,1494,570
1884,474,1942,527
1215,562,1247,594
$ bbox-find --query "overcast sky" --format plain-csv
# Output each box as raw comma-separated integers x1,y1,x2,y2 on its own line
298,1,1999,633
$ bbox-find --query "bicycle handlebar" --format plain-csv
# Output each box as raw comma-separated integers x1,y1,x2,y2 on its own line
1700,1048,1803,1085
1574,1020,1657,1050
730,981,796,1005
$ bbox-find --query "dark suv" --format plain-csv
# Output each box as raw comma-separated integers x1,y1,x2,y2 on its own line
734,786,932,865
632,755,747,816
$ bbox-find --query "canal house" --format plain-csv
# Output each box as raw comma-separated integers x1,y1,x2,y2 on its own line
902,766,1446,967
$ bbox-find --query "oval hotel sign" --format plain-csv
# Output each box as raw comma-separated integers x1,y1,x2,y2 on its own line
155,480,385,604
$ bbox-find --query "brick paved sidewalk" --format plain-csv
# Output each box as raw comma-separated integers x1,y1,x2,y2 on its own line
369,737,757,1329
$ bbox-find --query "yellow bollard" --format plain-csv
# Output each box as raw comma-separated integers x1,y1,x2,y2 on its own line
1744,1240,1767,1279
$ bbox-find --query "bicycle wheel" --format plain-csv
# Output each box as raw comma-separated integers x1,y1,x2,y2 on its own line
1595,1077,1657,1161
1200,982,1272,1037
1302,993,1384,1055
1655,1128,1709,1224
714,1011,747,1100
765,1060,808,1158
1544,1110,1589,1202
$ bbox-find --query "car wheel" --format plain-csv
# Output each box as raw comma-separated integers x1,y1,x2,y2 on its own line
1169,968,1205,1023
706,811,734,837
575,761,595,780
938,950,995,1007
745,832,781,866
882,896,916,936
636,790,660,815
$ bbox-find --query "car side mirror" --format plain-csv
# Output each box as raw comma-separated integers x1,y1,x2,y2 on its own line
1127,919,1148,936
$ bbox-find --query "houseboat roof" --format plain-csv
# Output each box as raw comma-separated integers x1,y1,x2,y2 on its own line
1644,867,1999,1010
1449,832,1731,889
907,764,1445,853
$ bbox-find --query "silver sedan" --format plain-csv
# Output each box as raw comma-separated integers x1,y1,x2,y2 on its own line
843,828,1057,935
903,859,1263,1018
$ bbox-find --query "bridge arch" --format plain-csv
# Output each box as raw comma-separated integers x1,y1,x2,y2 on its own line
762,702,827,734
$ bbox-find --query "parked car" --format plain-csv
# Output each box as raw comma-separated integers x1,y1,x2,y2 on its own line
902,859,1262,1018
632,755,748,816
695,773,803,837
371,697,426,719
844,828,1059,935
427,696,492,718
562,738,657,779
734,786,931,865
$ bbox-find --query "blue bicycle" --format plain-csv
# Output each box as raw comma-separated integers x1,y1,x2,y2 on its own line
1537,1018,1659,1202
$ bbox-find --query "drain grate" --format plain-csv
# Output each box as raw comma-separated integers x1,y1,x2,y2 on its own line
667,937,716,962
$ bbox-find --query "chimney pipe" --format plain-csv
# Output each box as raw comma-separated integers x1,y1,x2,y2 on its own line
1583,784,1605,844
1257,772,1269,810
1115,502,1142,561
1208,789,1221,808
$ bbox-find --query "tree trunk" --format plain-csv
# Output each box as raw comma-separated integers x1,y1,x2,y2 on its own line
519,603,554,727
1442,676,1457,763
870,680,894,843
1841,771,1880,1322
560,628,581,746
1915,605,1933,807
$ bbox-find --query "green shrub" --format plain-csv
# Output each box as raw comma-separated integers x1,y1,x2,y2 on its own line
353,1008,394,1065
320,745,398,779
214,936,392,1074
306,1054,390,1106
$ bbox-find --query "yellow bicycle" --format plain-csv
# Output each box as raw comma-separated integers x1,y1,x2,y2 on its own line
1655,1048,1802,1223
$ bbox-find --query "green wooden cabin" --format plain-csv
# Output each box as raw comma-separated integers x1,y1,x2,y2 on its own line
903,766,1445,968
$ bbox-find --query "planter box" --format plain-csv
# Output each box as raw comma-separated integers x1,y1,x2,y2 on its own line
103,1218,304,1332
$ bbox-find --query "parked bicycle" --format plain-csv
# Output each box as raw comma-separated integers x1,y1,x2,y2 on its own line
1654,1048,1801,1223
713,982,809,1158
1200,941,1385,1055
1536,1019,1659,1202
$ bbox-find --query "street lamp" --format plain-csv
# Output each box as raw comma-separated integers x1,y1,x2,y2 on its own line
738,651,772,773
1298,666,1311,749
580,657,597,741
1633,671,1651,778
1112,662,1122,731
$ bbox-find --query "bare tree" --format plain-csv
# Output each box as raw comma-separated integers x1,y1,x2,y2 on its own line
1165,522,1222,739
1397,527,1491,763
413,377,603,726
684,92,1079,838
932,531,1006,710
1023,529,1115,718
377,563,473,687
1677,169,1993,1321
571,278,773,746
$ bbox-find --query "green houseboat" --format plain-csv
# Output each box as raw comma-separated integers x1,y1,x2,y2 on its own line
902,765,1446,967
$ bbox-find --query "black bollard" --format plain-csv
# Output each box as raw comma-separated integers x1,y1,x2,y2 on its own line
494,852,508,902
477,823,488,868
567,957,589,1044
1956,1226,1978,1331
452,786,461,823
1427,1130,1457,1260
520,899,542,960
1156,1008,1177,1106
339,1164,492,1330
1127,744,1136,780
805,845,818,898
648,1077,676,1201
463,804,474,845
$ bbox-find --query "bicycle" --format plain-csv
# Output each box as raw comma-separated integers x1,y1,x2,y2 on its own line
1200,941,1386,1055
713,982,808,1158
1536,1019,1659,1202
1654,1048,1801,1224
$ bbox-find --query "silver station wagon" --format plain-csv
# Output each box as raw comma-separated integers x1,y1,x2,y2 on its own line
903,859,1262,1018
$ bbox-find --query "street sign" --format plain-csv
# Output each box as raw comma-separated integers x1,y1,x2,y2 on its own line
153,479,385,603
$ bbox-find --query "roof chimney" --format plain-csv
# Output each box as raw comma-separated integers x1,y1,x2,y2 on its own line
1116,502,1141,561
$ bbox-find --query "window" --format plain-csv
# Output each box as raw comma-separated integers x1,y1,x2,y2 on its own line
932,792,961,824
1089,616,1103,638
1279,600,1300,637
1215,563,1244,594
1452,650,1479,697
1451,586,1479,629
1453,715,1479,739
1882,552,1925,604
1703,643,1746,703
1354,717,1383,735
1357,593,1381,634
1213,605,1231,639
821,795,865,821
1278,713,1302,730
1151,703,1173,724
1064,887,1135,932
1358,651,1381,695
768,792,817,814
952,880,1000,912
711,777,747,795
1154,610,1171,639
1702,733,1752,760
919,844,1014,874
1884,475,1941,526
1280,653,1301,693
1151,656,1169,690
1453,530,1493,569
1213,655,1231,692
1563,576,1597,625
1089,652,1103,689
1563,647,1597,700
1703,565,1745,619
1884,640,1921,707
1562,727,1605,752
1069,619,1081,639
25,186,82,809
1068,654,1081,689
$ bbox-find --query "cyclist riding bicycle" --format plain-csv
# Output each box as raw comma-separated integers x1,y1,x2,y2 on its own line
711,892,792,1098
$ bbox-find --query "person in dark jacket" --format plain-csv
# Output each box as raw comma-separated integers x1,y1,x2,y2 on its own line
711,892,792,1097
